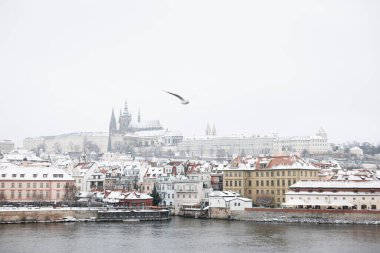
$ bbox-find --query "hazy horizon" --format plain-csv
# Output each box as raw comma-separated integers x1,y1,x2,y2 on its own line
1,0,380,146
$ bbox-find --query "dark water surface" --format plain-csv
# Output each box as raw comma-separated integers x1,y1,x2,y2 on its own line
1,217,379,253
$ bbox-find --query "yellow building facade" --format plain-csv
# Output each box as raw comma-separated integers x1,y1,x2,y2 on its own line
223,155,320,207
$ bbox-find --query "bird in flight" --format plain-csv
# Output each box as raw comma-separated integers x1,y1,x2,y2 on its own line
163,90,190,105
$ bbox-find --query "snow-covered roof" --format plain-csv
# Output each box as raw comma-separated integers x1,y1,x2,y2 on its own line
129,120,163,130
0,163,74,181
209,191,241,197
290,180,380,189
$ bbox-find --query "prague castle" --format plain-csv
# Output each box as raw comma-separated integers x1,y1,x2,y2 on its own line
23,100,183,155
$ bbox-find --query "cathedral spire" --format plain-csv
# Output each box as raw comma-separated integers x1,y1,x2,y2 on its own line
108,108,117,152
138,108,141,123
109,108,117,133
124,100,129,115
206,123,211,136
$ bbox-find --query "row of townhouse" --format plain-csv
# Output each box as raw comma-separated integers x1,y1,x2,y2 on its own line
283,180,380,210
0,163,75,202
223,155,320,207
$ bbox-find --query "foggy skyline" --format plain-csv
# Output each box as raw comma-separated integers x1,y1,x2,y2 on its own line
1,0,380,146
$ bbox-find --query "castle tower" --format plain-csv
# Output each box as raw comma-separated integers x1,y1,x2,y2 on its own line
212,124,216,136
316,127,327,139
119,100,132,133
206,123,211,136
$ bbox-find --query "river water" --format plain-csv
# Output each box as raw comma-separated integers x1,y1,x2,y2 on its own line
1,217,379,253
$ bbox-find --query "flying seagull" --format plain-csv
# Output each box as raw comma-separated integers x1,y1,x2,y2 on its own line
163,90,190,105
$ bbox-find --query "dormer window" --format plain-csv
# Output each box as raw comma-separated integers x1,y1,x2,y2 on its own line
33,174,37,178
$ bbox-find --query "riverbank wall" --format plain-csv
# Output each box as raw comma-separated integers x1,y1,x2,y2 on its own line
0,208,171,223
227,208,380,224
0,208,98,223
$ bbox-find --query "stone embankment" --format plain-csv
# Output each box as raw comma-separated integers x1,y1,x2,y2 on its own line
216,208,380,225
0,207,170,223
0,207,98,223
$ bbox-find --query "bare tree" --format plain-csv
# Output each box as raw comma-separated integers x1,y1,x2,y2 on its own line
64,183,78,207
0,191,7,205
255,195,274,207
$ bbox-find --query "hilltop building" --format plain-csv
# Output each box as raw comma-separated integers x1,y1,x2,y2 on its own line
23,100,183,155
0,140,15,154
107,101,183,154
272,128,329,155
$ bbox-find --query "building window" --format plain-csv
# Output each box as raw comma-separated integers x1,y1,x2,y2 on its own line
248,180,252,186
18,191,22,198
12,174,16,178
1,174,5,178
27,183,30,188
26,191,30,198
239,181,241,187
183,194,185,198
11,191,15,198
20,174,25,178
43,174,48,178
19,183,22,188
40,183,43,188
256,181,259,186
46,183,49,188
57,183,60,188
11,182,15,188
56,191,60,199
33,183,36,188
248,190,252,194
225,181,228,187
235,181,237,187
33,174,37,178
266,181,269,187
0,182,4,188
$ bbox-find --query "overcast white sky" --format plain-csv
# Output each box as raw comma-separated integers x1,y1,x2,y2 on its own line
1,0,379,146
